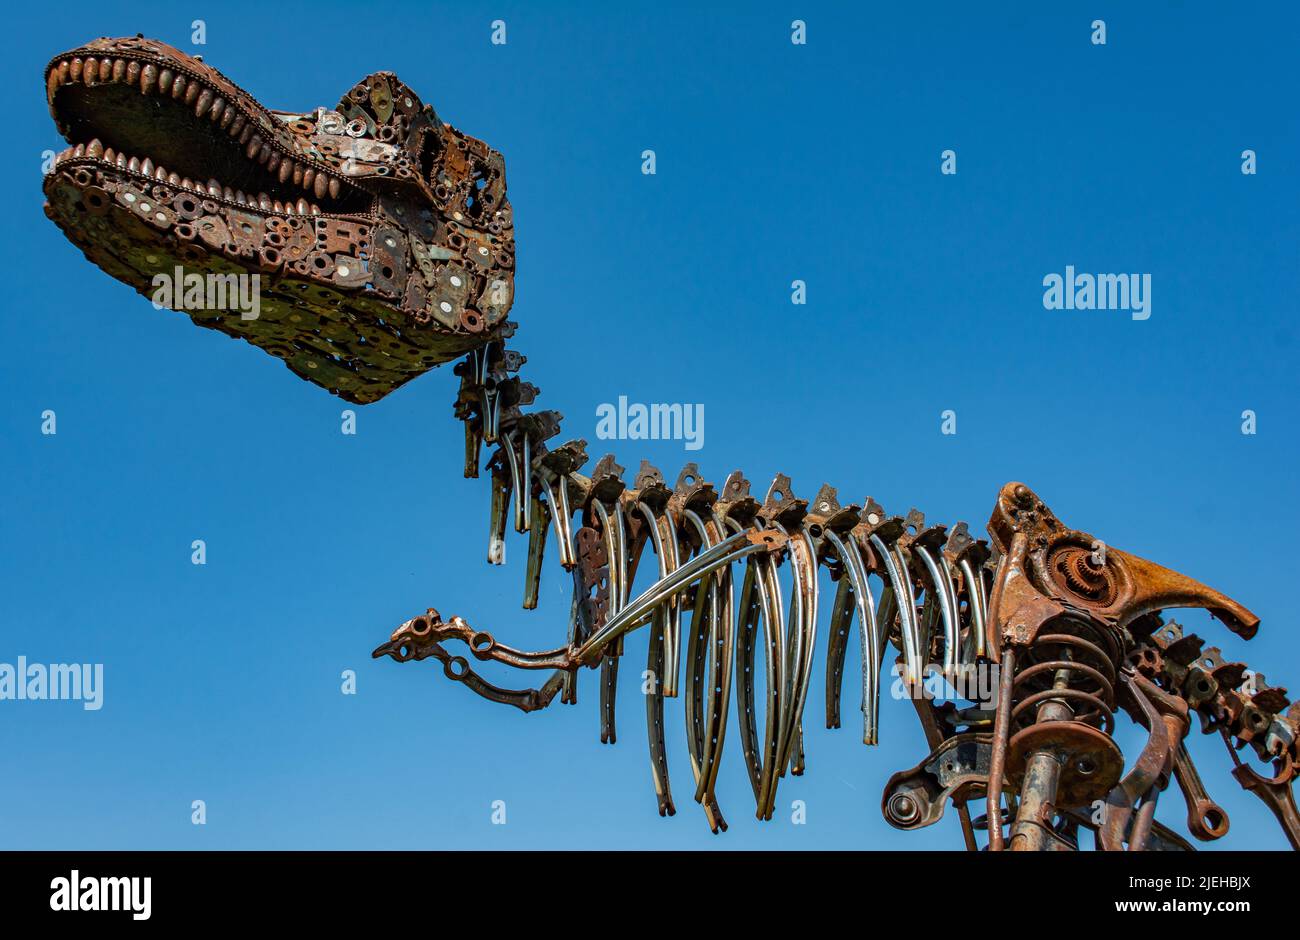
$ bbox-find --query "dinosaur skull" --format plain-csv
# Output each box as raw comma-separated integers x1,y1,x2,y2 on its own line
42,36,514,403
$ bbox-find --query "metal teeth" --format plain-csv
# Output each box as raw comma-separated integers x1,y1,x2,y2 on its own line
45,52,351,236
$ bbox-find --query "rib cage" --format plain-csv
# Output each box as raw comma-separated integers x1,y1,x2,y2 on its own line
442,339,1015,827
369,337,1300,848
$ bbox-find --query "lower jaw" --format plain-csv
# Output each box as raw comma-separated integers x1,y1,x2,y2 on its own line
50,149,356,218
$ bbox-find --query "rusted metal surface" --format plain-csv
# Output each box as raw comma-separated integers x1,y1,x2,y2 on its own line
42,39,1295,850
43,36,514,404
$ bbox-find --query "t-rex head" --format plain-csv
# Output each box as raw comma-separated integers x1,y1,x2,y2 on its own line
43,36,514,403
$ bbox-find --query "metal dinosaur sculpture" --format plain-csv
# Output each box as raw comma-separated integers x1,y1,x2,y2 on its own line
41,36,1298,851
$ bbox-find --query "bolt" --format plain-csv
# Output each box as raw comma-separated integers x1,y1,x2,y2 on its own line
888,792,921,825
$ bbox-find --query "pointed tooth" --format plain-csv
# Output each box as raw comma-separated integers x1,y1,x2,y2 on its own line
69,58,83,82
82,57,98,86
219,105,235,129
228,114,246,137
292,163,304,187
46,69,60,102
86,138,103,158
313,173,328,200
302,167,316,192
208,97,225,122
140,63,157,94
125,60,140,86
296,198,309,215
309,203,320,216
272,200,285,214
245,135,263,160
265,152,281,173
195,89,213,117
258,193,272,211
184,82,200,105
278,160,292,184
155,165,168,181
168,172,181,185
258,144,273,166
127,156,140,172
100,59,113,81
73,143,86,158
115,153,128,169
181,178,195,191
158,68,174,95
328,177,341,199
56,61,71,85
103,147,117,164
239,125,255,145
234,191,247,206
171,74,187,99
207,179,222,197
140,157,154,176
112,59,127,83
222,186,234,201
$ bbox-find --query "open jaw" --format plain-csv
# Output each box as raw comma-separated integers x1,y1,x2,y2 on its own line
42,36,517,404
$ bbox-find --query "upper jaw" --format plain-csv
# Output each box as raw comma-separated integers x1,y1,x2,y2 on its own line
45,36,361,213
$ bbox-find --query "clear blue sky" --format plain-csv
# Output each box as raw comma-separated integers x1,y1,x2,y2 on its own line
1,1,1297,850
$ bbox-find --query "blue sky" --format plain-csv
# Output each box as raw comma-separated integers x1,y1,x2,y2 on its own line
1,1,1297,849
